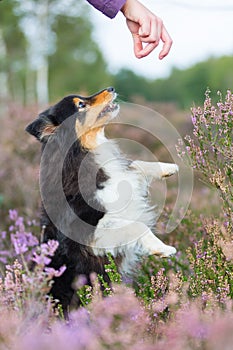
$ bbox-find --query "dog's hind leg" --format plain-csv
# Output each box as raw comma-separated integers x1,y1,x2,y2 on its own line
130,160,178,182
92,219,176,275
93,219,176,258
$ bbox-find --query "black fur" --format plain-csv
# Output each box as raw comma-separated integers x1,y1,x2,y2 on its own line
26,94,114,313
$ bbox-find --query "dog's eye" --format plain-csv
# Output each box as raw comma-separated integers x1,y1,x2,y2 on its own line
78,101,86,109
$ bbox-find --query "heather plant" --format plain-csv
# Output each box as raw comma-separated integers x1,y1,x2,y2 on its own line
0,209,232,349
187,219,233,302
134,90,233,334
0,210,66,314
0,102,40,224
175,90,233,302
5,286,151,350
76,253,122,306
177,89,233,221
134,209,204,308
154,299,233,350
0,246,65,311
0,209,39,267
0,91,232,349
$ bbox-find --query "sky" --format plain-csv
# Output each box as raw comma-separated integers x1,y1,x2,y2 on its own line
87,0,233,79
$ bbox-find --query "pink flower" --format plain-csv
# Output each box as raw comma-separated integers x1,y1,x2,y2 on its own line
32,252,51,266
12,238,28,255
44,265,66,278
9,209,18,221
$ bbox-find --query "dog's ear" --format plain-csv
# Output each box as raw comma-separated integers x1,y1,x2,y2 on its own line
25,117,47,140
25,106,58,141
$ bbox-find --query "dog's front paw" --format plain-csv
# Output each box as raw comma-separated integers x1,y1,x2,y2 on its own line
152,245,177,258
161,163,179,178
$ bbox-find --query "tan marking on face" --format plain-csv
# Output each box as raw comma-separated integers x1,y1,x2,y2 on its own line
75,111,111,141
73,97,82,104
79,127,103,150
74,89,115,147
92,90,113,106
73,97,79,104
40,124,57,139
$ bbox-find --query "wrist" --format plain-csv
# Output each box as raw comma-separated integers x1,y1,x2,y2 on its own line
121,0,144,20
121,0,134,15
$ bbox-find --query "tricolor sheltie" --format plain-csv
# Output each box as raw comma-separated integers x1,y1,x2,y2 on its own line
26,87,177,312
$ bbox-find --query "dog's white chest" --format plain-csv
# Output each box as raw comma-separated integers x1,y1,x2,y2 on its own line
90,132,177,273
93,139,155,227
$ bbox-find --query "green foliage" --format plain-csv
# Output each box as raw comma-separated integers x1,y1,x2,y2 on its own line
0,0,27,102
77,284,93,307
76,253,122,306
0,0,112,104
103,253,122,284
113,69,150,101
49,14,112,99
113,56,233,108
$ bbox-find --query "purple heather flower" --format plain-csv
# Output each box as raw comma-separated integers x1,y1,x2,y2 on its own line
44,265,66,278
9,225,15,232
40,240,59,257
9,209,18,221
74,275,88,289
1,231,6,239
12,238,28,255
191,115,197,125
15,216,24,228
0,250,11,264
32,252,51,266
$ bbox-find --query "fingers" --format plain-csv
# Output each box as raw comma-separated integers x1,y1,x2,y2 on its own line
139,16,163,44
139,43,158,59
131,24,172,59
158,25,173,60
133,35,158,59
132,33,144,58
137,16,172,59
138,18,151,37
124,6,173,59
150,17,162,46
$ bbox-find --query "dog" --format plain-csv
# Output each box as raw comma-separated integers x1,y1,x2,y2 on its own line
26,87,177,312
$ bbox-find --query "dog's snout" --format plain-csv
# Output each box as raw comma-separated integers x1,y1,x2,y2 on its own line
107,87,115,93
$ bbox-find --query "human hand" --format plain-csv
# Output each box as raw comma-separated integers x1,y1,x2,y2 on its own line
121,0,172,59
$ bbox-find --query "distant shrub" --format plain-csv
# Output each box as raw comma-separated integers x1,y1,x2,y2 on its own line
0,102,40,223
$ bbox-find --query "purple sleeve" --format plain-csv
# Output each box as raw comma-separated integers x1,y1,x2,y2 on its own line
86,0,126,19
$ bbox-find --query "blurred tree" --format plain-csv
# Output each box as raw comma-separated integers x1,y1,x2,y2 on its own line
14,0,54,105
113,69,149,101
13,0,93,105
113,56,233,108
49,14,112,100
0,0,27,104
0,0,111,106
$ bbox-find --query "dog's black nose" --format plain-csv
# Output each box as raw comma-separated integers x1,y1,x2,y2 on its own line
107,87,115,92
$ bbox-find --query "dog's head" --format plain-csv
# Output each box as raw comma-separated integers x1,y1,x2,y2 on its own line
26,87,119,149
